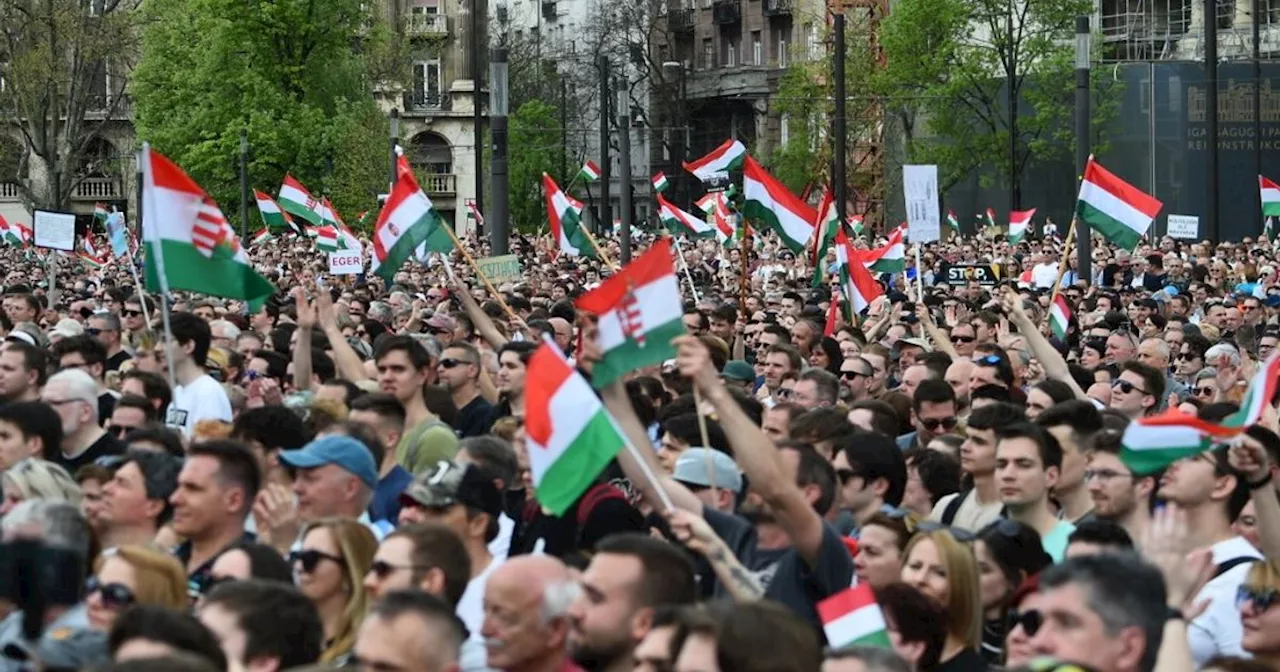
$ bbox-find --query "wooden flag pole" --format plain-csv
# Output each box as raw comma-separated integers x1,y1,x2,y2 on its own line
439,224,521,324
578,225,618,271
1043,219,1078,330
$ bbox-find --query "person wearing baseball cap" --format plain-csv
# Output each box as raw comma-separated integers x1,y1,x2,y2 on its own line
721,360,757,394
671,448,743,513
277,435,386,540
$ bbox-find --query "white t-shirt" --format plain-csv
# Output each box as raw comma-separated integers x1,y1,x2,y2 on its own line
1031,262,1059,289
1189,536,1262,667
487,514,515,562
458,557,502,672
166,374,232,436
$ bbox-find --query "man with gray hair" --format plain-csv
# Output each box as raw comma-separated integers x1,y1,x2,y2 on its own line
354,590,466,672
41,369,124,473
1029,552,1167,672
793,369,840,410
0,500,108,672
207,319,241,350
1204,342,1241,372
480,555,580,672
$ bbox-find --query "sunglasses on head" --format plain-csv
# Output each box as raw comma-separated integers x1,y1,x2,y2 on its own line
1010,609,1044,636
1113,380,1147,395
439,358,473,369
289,548,344,574
976,354,1002,366
1237,585,1279,612
85,576,135,609
920,417,959,432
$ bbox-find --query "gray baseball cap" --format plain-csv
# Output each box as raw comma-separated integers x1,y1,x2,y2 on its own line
672,448,743,494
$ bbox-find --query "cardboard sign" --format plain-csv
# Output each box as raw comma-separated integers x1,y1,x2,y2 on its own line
903,165,941,244
475,254,521,284
945,264,1001,286
328,249,363,275
33,210,76,251
1167,214,1198,240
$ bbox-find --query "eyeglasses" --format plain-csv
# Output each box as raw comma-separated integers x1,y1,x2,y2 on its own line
122,310,143,317
439,358,474,369
106,425,137,438
1178,352,1201,361
1010,609,1044,637
776,388,794,399
1237,585,1279,612
369,560,430,579
85,328,102,336
1112,380,1148,395
289,549,345,574
840,370,869,380
952,335,976,343
920,417,959,432
85,576,136,609
1083,468,1132,483
1194,386,1216,397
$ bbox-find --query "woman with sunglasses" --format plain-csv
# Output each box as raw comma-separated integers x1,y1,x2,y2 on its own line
86,545,187,633
292,518,378,664
973,520,1052,664
1240,560,1280,668
900,528,985,672
1001,577,1045,668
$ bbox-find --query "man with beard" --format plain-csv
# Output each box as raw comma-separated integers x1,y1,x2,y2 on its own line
1085,430,1157,544
567,534,697,671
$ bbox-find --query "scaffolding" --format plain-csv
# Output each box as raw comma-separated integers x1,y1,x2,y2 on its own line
1098,0,1280,62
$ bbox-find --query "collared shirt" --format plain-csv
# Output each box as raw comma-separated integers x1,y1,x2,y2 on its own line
1188,536,1263,667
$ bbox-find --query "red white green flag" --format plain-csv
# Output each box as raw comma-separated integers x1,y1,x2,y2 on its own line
1008,208,1035,244
543,173,593,258
94,203,109,224
836,225,883,318
683,138,746,181
810,188,840,286
1260,175,1280,217
651,172,670,193
315,225,339,252
1120,411,1244,475
371,154,447,283
1076,158,1162,251
657,193,713,238
575,238,686,388
251,228,272,246
525,340,626,515
1049,295,1072,340
578,160,602,183
742,155,816,253
254,190,299,233
1224,353,1280,430
946,210,960,231
279,174,325,226
819,585,892,649
711,194,734,247
856,224,906,273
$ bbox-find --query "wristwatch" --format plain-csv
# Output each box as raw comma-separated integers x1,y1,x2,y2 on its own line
1166,606,1185,622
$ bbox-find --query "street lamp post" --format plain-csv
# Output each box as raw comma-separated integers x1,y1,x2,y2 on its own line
662,61,685,206
389,107,400,188
490,47,509,255
1075,16,1091,283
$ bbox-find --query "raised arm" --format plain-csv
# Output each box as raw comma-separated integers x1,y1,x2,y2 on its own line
674,335,827,566
452,274,512,349
601,381,703,515
1229,425,1280,560
915,305,959,359
1001,287,1088,401
292,289,316,392
317,290,372,382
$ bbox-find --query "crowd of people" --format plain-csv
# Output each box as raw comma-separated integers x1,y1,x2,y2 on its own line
0,222,1277,672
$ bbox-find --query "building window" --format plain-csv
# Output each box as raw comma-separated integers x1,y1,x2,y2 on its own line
412,60,443,109
702,38,714,68
724,38,737,67
806,22,821,60
751,30,762,65
780,113,790,146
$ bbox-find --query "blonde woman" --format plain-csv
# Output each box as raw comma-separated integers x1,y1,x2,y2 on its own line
0,458,81,515
901,527,985,672
290,518,377,663
1239,560,1280,668
86,545,187,633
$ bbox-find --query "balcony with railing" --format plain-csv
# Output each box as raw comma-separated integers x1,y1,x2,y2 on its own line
73,177,121,200
421,173,456,195
405,13,448,37
0,183,19,202
763,0,791,17
712,0,740,24
666,7,695,33
403,91,446,112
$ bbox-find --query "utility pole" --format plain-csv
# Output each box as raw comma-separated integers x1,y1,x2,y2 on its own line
833,11,847,224
490,47,510,255
1075,16,1091,283
1254,0,1262,234
617,77,633,264
472,0,485,231
560,76,568,182
1205,0,1220,242
389,108,400,187
597,55,612,236
239,129,249,243
1007,0,1019,213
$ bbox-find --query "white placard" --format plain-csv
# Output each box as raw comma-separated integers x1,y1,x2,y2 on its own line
328,249,363,275
33,210,76,251
1167,214,1199,240
902,165,941,244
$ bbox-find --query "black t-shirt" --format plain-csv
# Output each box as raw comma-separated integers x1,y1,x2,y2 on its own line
935,648,988,672
454,395,495,438
53,431,125,475
510,484,646,559
98,392,118,427
703,508,854,635
106,350,132,372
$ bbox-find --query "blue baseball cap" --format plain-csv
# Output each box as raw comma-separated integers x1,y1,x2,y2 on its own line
278,435,378,489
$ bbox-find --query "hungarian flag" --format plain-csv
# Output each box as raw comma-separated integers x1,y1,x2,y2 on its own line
742,155,816,253
0,215,17,246
464,200,484,228
525,339,626,515
93,203,109,225
1223,353,1280,430
1120,411,1244,475
683,138,746,181
695,193,716,213
651,172,669,193
321,198,361,251
1077,158,1162,251
1049,294,1072,340
857,224,906,273
76,251,108,269
83,234,100,258
810,189,839,286
315,225,339,252
543,173,593,258
1260,175,1280,218
1008,208,1035,244
372,153,447,283
984,208,997,229
819,585,892,649
140,147,275,308
278,174,325,226
575,238,686,388
254,190,298,233
578,160,602,184
711,193,735,247
657,193,713,238
946,210,960,231
836,226,883,318
251,228,272,246
848,215,864,237
356,210,374,229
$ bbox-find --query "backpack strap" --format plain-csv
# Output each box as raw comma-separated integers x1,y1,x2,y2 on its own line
941,489,970,526
1213,556,1260,580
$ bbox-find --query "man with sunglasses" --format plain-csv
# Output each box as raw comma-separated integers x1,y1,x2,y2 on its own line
1111,362,1164,420
120,295,152,350
896,380,957,452
87,312,132,372
838,356,875,404
438,343,494,438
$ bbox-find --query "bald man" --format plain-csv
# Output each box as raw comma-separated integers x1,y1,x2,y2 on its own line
481,555,581,672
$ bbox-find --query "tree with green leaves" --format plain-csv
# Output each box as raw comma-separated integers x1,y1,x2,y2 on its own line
876,0,1120,195
504,100,565,233
131,0,402,232
0,0,137,211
